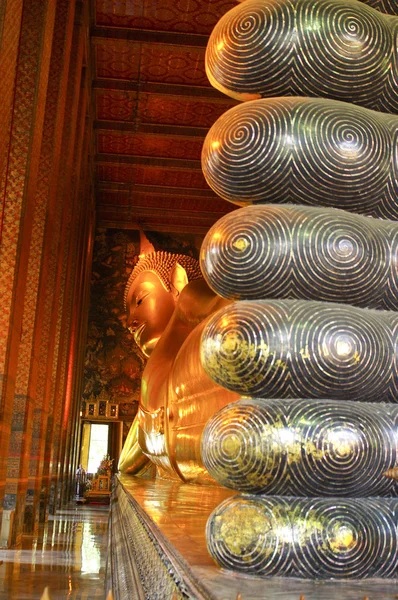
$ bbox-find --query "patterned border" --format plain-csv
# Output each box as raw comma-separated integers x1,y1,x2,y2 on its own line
107,478,215,600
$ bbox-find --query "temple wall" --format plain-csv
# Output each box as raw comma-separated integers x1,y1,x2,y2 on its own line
0,0,94,545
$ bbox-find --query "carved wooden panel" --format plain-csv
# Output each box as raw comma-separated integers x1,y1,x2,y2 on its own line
98,190,131,206
95,42,208,85
92,0,237,231
95,41,141,80
97,164,209,188
140,45,208,86
96,90,140,121
97,132,204,159
95,0,236,34
95,90,236,127
142,95,236,126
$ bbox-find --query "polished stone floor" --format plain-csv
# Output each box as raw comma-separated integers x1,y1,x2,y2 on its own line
0,504,109,600
120,476,398,600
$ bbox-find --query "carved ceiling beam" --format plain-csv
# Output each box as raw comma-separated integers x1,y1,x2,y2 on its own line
92,79,227,99
91,26,208,47
96,182,220,198
96,219,214,234
96,154,201,169
94,120,208,137
97,204,222,219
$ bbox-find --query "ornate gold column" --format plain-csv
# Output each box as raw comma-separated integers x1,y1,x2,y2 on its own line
25,0,93,526
0,0,57,544
0,0,94,544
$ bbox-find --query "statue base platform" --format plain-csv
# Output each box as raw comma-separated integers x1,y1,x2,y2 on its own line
107,475,398,599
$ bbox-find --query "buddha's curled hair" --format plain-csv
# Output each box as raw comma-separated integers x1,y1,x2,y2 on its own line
124,251,202,310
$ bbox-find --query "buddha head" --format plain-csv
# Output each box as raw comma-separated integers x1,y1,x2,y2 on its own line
124,231,202,357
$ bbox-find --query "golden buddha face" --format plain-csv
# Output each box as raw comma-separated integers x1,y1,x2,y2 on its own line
125,270,177,357
124,238,202,357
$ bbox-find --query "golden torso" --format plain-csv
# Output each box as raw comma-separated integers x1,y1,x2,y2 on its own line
120,277,239,483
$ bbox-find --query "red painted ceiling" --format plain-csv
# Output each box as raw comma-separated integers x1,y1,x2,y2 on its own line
91,0,238,233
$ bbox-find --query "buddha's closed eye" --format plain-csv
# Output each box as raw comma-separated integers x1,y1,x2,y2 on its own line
136,292,149,307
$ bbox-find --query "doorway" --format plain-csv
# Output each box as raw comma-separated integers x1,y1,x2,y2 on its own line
80,421,123,475
80,423,109,475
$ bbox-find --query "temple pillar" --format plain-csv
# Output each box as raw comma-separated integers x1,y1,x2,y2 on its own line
24,0,93,528
0,0,24,193
0,0,57,544
0,0,93,544
42,1,92,515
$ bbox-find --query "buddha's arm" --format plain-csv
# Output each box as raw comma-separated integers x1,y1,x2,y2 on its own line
174,278,231,328
168,318,240,482
118,417,153,474
140,279,230,411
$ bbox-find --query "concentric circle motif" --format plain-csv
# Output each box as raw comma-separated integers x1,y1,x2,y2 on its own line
384,313,398,400
206,0,295,101
202,398,289,495
202,0,398,585
207,496,398,578
201,97,397,217
206,0,395,110
291,498,398,579
202,398,398,496
201,299,396,402
207,495,293,577
200,204,398,308
281,0,398,9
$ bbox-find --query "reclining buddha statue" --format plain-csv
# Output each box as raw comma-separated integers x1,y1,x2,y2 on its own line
119,0,398,580
118,231,239,483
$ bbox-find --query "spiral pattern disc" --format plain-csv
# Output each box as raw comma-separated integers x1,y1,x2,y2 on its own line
201,97,398,217
207,495,398,579
207,495,292,577
202,398,289,495
201,299,394,401
291,498,398,579
202,398,398,496
200,204,398,309
205,0,397,112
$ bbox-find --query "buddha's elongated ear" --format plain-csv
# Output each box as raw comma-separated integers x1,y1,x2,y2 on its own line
138,228,155,257
170,262,189,299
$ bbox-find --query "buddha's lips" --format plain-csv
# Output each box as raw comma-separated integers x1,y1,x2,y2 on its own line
133,322,146,345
